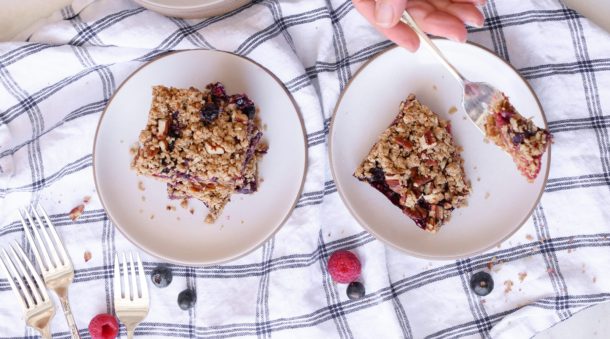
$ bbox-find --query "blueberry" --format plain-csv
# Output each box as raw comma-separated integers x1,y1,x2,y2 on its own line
169,111,181,138
512,133,525,145
231,94,255,118
346,281,365,300
369,167,385,183
200,102,220,124
243,105,256,119
151,266,172,288
470,271,494,296
178,289,197,310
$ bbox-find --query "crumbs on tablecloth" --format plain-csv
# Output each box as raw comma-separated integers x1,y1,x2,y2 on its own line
84,251,92,263
150,214,155,220
483,138,489,144
518,272,527,282
240,220,244,224
504,280,514,293
141,196,146,202
462,115,467,120
189,208,195,215
69,204,85,221
138,181,145,191
83,196,91,204
487,256,497,270
177,216,181,221
448,106,458,115
485,192,490,199
433,85,437,91
593,277,597,283
166,205,176,211
525,234,534,241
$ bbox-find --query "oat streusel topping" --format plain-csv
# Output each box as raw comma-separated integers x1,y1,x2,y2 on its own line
484,93,550,182
131,83,267,222
354,94,470,233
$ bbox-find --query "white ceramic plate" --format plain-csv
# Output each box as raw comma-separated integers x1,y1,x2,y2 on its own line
94,50,306,265
330,41,550,260
133,0,250,19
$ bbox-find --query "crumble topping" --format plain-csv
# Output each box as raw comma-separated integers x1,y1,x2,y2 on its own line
484,93,551,181
131,83,267,222
354,94,471,233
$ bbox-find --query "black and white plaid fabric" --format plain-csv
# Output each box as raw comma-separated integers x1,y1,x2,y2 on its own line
1,0,609,337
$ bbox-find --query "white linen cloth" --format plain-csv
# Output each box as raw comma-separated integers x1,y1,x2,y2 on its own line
0,0,609,338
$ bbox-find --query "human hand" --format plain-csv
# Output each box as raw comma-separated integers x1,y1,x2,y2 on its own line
352,0,486,51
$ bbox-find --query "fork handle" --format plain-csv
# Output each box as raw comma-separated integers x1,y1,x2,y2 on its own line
59,294,81,339
400,10,467,84
40,325,52,339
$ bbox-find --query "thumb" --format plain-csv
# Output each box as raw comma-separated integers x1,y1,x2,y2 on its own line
374,0,407,28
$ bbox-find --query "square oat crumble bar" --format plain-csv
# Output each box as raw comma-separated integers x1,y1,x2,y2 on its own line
484,93,551,182
131,82,267,223
354,94,470,233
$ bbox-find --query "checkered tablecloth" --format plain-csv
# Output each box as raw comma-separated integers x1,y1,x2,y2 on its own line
1,0,610,338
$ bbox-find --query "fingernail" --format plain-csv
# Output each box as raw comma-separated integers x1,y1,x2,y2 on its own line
449,35,467,43
375,1,395,28
468,21,484,28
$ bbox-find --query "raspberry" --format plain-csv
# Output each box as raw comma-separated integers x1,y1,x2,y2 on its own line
327,250,361,283
88,313,119,339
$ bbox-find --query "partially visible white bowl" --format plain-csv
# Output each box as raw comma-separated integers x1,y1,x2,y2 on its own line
133,0,250,19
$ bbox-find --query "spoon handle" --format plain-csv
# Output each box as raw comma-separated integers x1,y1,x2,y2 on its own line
400,10,466,84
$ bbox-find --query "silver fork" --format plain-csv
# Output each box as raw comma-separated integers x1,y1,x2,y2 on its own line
114,252,149,339
400,10,504,131
19,204,81,339
0,242,55,338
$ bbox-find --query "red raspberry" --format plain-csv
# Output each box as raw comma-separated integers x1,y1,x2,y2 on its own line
88,313,119,339
327,250,361,283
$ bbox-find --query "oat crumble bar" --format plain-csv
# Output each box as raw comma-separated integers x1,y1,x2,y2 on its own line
131,82,267,223
354,94,470,233
484,93,551,182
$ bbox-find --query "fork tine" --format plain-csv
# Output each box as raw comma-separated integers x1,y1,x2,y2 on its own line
19,209,47,272
113,253,122,301
136,253,148,301
0,250,27,310
8,243,43,305
129,253,138,298
121,252,131,300
23,209,52,271
13,242,50,302
37,204,70,266
31,205,62,267
2,249,34,309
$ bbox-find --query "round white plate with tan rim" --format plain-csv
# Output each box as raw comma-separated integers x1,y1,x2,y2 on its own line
330,40,550,260
94,50,306,265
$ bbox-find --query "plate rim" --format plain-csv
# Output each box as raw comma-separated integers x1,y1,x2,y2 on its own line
92,49,308,266
328,40,552,260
